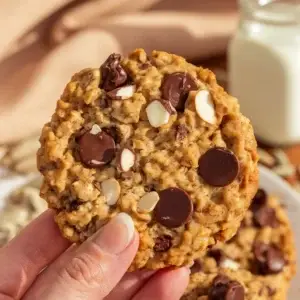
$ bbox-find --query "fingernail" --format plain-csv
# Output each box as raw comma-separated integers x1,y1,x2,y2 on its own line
92,212,135,254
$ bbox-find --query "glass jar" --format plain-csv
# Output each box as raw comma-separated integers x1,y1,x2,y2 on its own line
228,0,300,145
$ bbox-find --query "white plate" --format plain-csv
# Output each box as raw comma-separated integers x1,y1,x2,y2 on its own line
0,166,299,298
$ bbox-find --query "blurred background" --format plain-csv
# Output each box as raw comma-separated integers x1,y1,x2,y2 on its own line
1,0,300,246
0,0,238,144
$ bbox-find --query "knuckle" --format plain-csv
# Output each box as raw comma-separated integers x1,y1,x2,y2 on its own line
62,255,97,286
59,242,112,295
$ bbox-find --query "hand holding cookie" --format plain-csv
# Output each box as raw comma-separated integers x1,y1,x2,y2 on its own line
0,210,189,300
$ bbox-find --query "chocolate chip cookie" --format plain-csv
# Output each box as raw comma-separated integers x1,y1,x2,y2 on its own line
182,189,296,299
37,49,259,270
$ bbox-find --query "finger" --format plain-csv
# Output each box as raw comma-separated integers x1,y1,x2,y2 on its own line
133,267,190,300
105,269,157,300
23,213,139,300
0,209,70,299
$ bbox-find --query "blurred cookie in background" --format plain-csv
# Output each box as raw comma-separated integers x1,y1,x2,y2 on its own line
182,189,296,300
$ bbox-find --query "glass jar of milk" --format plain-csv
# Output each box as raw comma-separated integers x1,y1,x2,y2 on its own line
228,0,300,145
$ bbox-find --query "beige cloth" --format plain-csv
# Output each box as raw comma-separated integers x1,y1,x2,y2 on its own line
0,0,238,144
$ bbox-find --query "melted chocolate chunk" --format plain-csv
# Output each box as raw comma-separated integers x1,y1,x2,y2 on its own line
78,130,116,167
100,53,128,91
161,72,197,111
190,260,203,274
250,189,267,211
154,187,193,228
253,206,279,228
159,99,176,114
250,189,279,228
69,200,80,211
253,242,286,275
208,249,226,266
98,94,110,109
102,126,121,144
208,275,244,300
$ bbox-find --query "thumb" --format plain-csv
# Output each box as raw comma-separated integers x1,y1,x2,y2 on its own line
24,213,138,300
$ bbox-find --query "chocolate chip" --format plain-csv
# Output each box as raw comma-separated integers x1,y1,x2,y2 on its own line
100,53,128,91
198,147,240,187
190,260,203,274
208,249,226,266
160,99,176,115
208,275,245,300
154,187,193,228
106,88,120,100
154,235,172,252
253,206,279,228
226,281,245,300
176,124,188,141
253,242,285,275
161,72,197,111
69,200,80,211
250,188,267,211
61,195,80,212
227,232,238,243
250,189,278,228
212,275,231,286
78,131,116,167
240,219,247,228
102,126,121,144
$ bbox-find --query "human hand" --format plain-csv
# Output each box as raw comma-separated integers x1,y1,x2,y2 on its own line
0,210,189,300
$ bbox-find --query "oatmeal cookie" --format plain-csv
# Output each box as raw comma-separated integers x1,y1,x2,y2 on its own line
37,49,258,270
182,189,296,300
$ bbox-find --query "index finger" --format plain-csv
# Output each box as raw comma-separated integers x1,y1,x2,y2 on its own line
0,209,70,299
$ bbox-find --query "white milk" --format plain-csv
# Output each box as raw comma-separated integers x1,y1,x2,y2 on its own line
228,0,300,145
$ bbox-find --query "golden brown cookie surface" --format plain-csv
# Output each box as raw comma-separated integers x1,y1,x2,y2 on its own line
37,49,258,270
